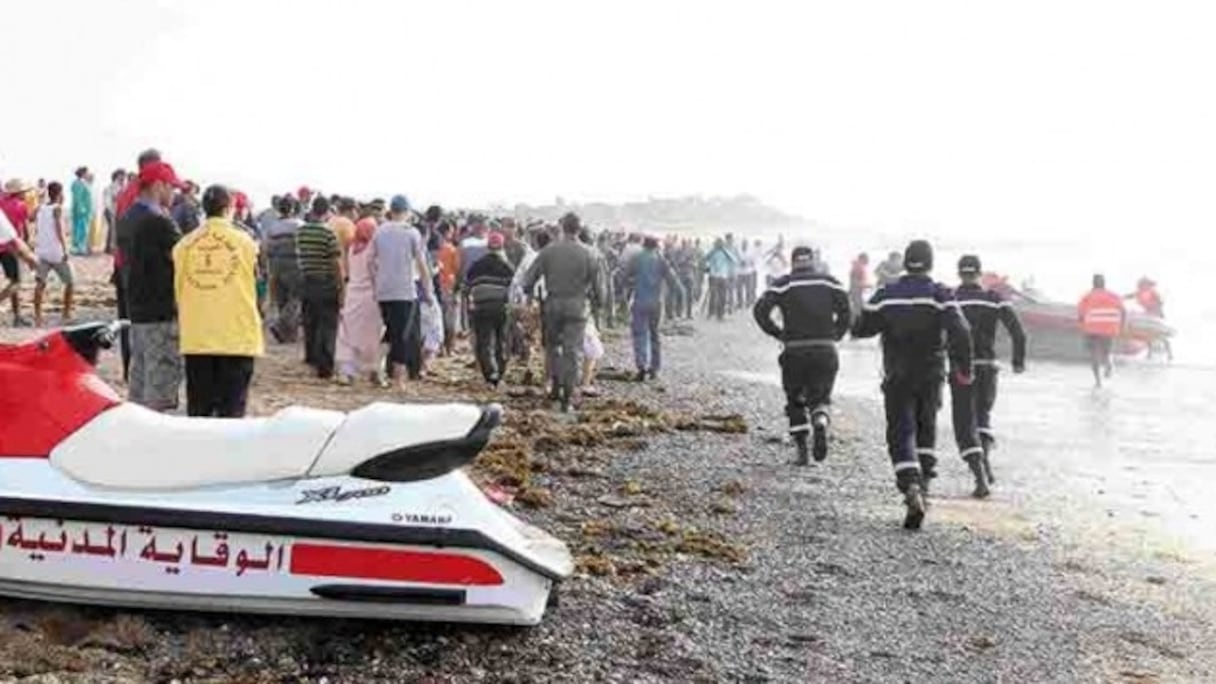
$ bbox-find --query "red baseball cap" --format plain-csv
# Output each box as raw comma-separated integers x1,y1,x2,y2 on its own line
488,231,505,249
138,161,185,189
297,185,312,199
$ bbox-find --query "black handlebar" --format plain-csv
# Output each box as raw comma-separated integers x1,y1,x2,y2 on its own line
63,320,130,365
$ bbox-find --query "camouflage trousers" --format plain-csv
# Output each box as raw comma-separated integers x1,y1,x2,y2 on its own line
129,321,184,411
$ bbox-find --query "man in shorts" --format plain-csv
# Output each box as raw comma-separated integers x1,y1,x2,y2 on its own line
32,182,75,327
0,201,37,312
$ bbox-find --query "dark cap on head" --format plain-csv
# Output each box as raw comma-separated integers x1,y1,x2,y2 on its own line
958,254,982,275
791,246,814,267
904,240,934,273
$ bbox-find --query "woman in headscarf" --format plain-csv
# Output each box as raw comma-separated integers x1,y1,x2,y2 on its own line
335,217,385,386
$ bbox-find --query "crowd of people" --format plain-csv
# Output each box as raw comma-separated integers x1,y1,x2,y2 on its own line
0,148,810,420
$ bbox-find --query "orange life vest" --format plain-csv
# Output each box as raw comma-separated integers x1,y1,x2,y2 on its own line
1078,289,1124,337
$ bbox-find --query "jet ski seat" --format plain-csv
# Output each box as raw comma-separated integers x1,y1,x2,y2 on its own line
50,403,345,490
49,401,498,490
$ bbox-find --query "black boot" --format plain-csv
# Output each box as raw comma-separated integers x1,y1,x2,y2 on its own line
812,417,829,462
965,453,990,499
903,481,926,530
794,434,809,466
980,436,996,484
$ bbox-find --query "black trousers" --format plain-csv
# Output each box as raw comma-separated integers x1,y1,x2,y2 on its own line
780,346,839,436
185,355,254,418
973,365,999,446
883,377,942,491
301,276,340,378
472,307,508,382
114,274,131,382
380,300,422,380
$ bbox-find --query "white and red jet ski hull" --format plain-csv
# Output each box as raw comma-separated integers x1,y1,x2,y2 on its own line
0,461,571,625
0,323,570,625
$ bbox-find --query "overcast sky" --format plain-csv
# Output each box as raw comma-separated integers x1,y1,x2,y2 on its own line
1,0,1214,242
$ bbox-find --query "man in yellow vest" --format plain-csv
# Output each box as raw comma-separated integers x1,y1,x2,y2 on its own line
172,185,264,417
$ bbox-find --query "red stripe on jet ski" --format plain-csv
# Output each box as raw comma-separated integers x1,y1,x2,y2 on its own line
290,543,504,586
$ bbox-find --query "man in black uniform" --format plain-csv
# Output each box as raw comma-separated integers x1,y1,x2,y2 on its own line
951,255,1027,497
753,246,852,465
853,240,972,530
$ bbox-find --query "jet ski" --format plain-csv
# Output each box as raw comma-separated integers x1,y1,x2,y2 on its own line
985,275,1175,363
0,321,572,626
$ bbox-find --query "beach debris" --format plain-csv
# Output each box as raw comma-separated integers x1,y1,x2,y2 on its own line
710,500,738,515
621,480,644,496
516,487,554,509
964,635,997,652
673,413,748,434
597,495,644,509
717,480,747,498
576,553,617,577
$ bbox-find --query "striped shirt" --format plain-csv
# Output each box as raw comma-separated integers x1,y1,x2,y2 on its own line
296,222,340,278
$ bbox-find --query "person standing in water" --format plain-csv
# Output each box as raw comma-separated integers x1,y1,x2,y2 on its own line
753,246,852,465
853,240,971,530
1126,277,1171,360
950,255,1027,498
1078,274,1125,387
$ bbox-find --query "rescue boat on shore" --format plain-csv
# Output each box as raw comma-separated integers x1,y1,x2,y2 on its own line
985,276,1175,362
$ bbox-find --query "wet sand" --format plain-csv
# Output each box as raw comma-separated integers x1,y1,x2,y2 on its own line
0,257,1213,682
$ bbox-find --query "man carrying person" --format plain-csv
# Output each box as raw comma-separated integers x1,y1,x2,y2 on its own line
0,179,34,326
173,185,263,417
950,255,1027,497
372,195,433,387
296,196,344,379
1078,274,1125,388
754,246,852,465
466,232,516,387
625,236,684,381
122,161,186,411
523,213,603,413
31,182,75,327
853,240,972,530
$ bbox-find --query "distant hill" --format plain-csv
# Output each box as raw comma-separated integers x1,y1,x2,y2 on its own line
502,194,806,232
